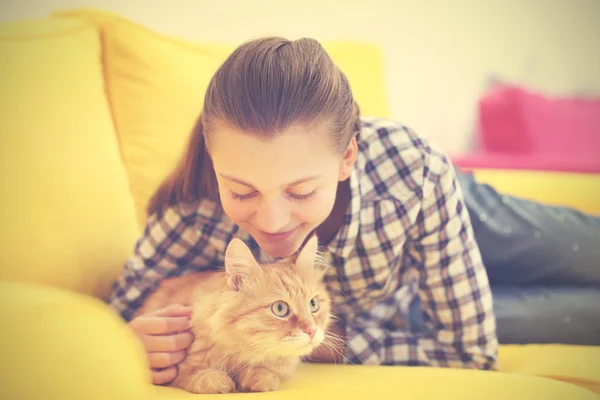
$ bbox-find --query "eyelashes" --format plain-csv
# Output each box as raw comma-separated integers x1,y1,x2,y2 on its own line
286,191,316,202
229,190,316,202
229,191,258,201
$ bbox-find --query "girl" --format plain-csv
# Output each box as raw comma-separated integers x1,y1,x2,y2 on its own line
109,36,600,385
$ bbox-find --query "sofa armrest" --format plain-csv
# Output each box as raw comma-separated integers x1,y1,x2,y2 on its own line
0,281,151,400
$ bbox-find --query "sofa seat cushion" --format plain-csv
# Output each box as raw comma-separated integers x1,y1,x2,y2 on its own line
3,281,598,400
153,363,599,399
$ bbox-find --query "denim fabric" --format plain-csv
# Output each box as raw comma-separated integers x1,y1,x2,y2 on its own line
456,171,600,287
492,286,600,345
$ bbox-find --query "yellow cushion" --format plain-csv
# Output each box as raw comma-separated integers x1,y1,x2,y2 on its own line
153,345,600,399
499,344,600,395
3,281,598,400
52,8,390,227
0,17,139,299
471,169,600,215
0,282,150,400
153,362,600,399
153,365,598,399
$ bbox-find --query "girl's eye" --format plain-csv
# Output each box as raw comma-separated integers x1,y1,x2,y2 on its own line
229,190,257,201
271,301,290,317
309,297,320,312
230,190,315,202
287,190,316,202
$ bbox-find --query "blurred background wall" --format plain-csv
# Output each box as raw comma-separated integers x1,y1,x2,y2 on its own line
2,0,599,154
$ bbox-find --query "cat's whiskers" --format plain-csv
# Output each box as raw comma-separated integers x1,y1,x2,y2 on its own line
324,331,345,344
322,335,348,356
316,340,339,364
325,283,346,297
317,332,357,365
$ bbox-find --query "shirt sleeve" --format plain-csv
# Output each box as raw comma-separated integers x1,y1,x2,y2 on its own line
344,151,499,370
106,201,234,321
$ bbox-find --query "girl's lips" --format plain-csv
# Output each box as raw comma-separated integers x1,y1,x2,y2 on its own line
259,228,295,242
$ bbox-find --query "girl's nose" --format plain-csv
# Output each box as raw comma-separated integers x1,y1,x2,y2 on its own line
254,197,290,233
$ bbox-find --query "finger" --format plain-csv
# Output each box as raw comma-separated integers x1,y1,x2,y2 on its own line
148,350,187,369
152,366,178,385
148,304,194,317
143,331,194,353
131,316,192,335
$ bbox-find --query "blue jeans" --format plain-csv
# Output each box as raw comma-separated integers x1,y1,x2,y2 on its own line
456,171,600,287
409,171,600,344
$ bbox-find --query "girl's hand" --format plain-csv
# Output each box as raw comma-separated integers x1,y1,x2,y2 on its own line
128,304,194,384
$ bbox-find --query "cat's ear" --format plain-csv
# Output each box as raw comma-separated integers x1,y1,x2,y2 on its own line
295,233,319,268
225,238,260,291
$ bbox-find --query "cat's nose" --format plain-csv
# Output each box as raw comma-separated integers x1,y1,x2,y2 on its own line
300,324,316,339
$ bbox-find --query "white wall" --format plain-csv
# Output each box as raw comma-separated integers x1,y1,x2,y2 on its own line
2,0,599,154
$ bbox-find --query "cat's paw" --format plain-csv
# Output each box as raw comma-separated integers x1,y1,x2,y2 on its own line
238,367,281,392
190,369,236,394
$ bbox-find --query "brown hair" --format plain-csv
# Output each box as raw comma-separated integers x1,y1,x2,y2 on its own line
147,36,361,217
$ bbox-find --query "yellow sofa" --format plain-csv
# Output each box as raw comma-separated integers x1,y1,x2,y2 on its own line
0,9,599,400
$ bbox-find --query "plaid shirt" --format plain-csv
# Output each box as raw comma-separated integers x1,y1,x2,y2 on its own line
107,117,498,370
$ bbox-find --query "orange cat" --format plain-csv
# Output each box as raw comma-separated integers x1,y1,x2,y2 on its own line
138,234,333,394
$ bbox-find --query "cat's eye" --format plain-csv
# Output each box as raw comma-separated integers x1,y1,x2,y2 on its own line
271,301,290,317
309,297,320,312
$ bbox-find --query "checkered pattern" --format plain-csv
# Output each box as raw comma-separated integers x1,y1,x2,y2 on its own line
107,117,498,370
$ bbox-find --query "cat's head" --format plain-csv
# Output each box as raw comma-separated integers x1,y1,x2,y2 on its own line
218,234,332,359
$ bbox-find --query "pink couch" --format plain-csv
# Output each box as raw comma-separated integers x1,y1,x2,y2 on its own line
453,84,600,174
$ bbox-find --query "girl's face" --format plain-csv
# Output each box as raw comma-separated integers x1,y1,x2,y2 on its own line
209,123,356,258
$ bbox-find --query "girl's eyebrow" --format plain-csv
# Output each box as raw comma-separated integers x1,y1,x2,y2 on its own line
218,174,322,189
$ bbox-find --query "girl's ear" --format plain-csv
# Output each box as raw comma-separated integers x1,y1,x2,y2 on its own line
224,238,260,291
295,234,319,268
339,136,358,181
